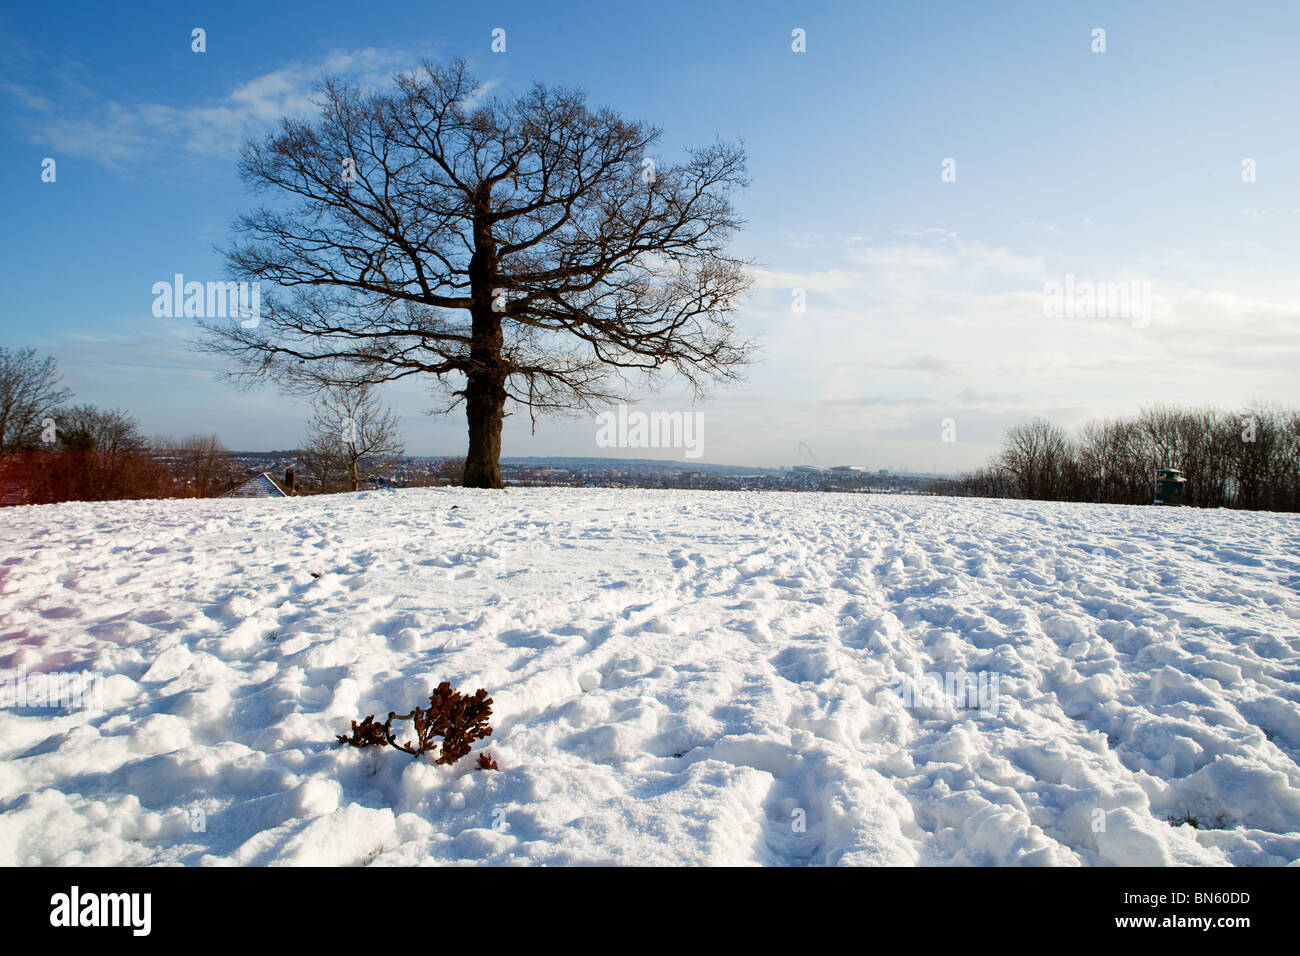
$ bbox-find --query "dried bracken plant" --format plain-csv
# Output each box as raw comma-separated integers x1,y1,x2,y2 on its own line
336,713,394,749
336,682,494,766
477,752,499,771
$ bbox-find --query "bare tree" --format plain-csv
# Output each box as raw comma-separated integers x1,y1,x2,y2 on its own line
57,405,146,455
201,60,752,488
17,405,173,503
1076,419,1116,502
998,418,1072,500
1173,406,1223,508
0,348,72,452
1075,417,1158,504
302,381,403,492
298,435,347,494
1275,408,1300,510
152,434,242,497
1232,401,1281,510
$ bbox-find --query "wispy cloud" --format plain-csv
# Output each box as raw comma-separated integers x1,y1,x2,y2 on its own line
3,47,413,168
749,266,857,293
732,227,1300,466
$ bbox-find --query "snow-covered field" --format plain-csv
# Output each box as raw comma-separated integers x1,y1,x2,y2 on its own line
2,488,1299,866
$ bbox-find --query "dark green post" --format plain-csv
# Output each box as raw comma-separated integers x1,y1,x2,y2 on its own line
1154,468,1186,506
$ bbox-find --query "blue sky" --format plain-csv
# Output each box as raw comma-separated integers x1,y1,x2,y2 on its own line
2,0,1298,471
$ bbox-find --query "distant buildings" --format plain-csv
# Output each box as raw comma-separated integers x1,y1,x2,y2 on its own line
218,452,941,497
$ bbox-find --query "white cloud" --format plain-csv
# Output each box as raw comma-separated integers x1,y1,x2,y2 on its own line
748,266,857,293
3,47,413,168
732,229,1300,466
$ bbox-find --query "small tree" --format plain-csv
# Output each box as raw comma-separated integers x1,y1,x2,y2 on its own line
57,405,147,455
999,418,1072,500
17,406,173,503
302,381,403,492
153,434,243,497
299,434,348,494
0,348,72,452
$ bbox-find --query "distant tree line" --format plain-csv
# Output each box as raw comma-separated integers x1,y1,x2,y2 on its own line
929,404,1300,512
0,347,244,504
1,347,409,504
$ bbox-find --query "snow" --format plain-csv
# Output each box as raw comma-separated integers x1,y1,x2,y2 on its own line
2,487,1299,866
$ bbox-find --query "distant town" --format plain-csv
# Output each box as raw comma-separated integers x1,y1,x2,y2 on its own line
230,452,951,496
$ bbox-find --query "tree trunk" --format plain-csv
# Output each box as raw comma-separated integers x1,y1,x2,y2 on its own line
462,308,506,489
462,203,507,489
